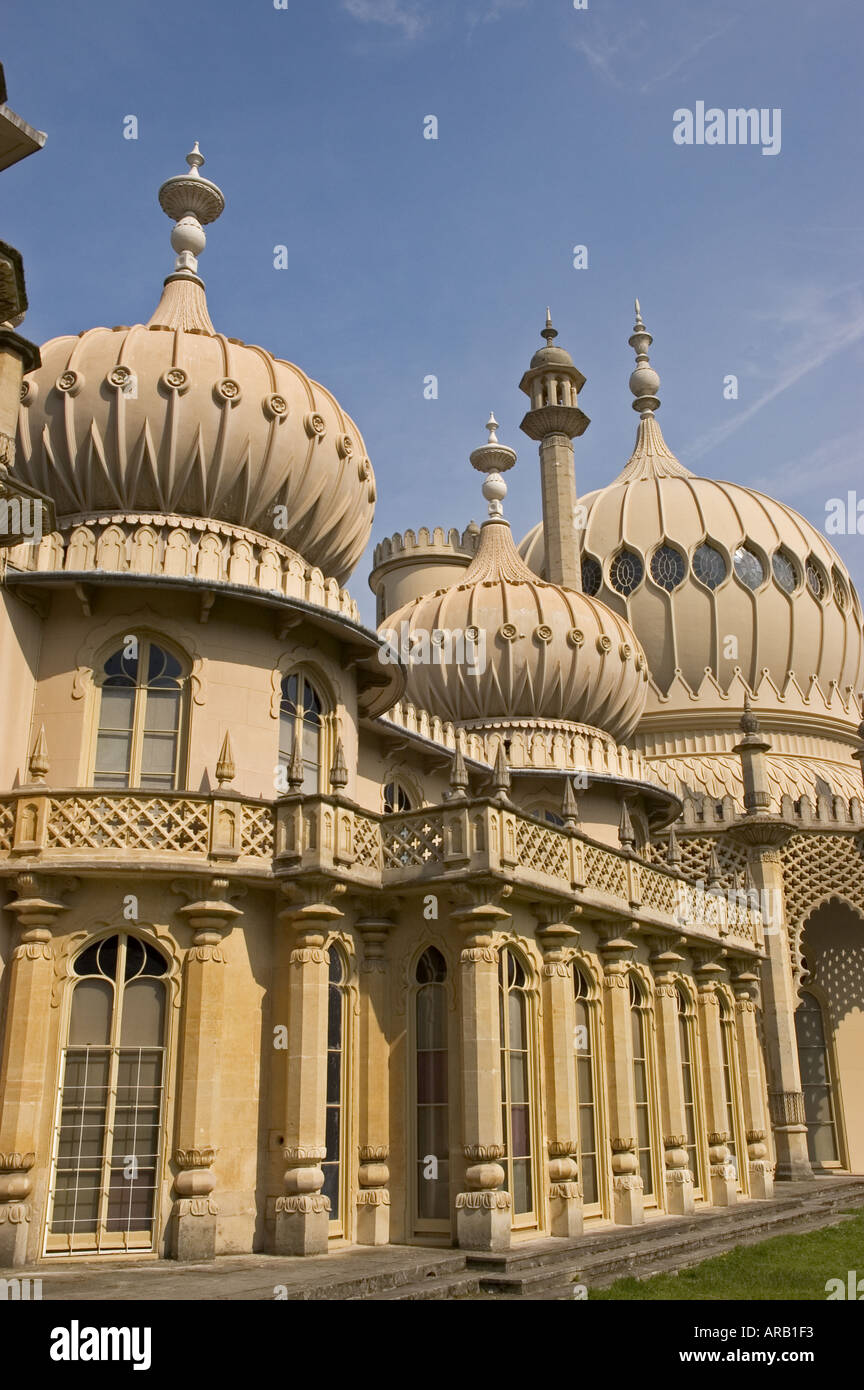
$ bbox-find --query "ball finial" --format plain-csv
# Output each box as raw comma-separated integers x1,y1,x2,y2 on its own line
628,297,661,416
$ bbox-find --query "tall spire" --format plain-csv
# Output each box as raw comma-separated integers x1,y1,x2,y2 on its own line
469,412,517,520
147,144,224,334
519,311,589,589
613,301,693,484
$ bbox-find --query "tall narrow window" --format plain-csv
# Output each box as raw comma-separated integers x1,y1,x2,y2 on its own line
499,949,535,1222
630,976,656,1200
795,991,840,1166
718,995,743,1188
47,934,168,1254
676,985,702,1192
573,967,600,1210
279,673,323,794
94,639,186,789
321,947,347,1229
384,780,413,813
415,947,449,1227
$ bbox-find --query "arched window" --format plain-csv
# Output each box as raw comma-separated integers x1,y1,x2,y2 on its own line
718,994,743,1188
384,780,413,813
279,673,324,794
795,991,840,1166
676,985,702,1192
414,947,449,1227
94,638,187,789
47,934,168,1254
498,948,536,1223
321,946,347,1230
629,975,656,1200
573,966,601,1211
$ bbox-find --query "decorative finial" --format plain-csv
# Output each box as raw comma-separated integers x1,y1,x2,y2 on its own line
561,777,581,831
618,799,636,852
469,411,517,520
541,307,558,346
706,843,723,888
285,739,304,793
449,742,469,799
329,739,348,792
27,724,49,785
667,824,682,868
157,144,225,282
740,693,760,736
490,742,511,800
628,298,661,416
215,731,235,786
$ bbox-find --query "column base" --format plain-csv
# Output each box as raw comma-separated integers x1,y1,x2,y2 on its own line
748,1161,774,1200
170,1200,218,1262
549,1183,583,1238
356,1193,390,1246
456,1192,511,1251
772,1128,813,1181
613,1175,644,1225
665,1170,695,1215
0,1206,30,1267
710,1168,738,1206
273,1196,330,1255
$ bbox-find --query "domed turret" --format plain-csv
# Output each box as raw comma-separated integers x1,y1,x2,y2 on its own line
12,147,375,585
381,414,648,742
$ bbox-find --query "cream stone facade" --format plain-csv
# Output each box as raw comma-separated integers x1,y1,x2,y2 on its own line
1,146,862,1270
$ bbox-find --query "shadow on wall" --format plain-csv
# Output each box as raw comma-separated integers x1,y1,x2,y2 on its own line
803,899,864,1027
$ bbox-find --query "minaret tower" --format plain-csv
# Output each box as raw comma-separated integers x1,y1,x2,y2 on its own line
519,310,589,589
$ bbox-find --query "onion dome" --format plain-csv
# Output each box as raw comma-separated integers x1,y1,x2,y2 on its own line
13,146,375,585
520,302,864,705
381,415,648,741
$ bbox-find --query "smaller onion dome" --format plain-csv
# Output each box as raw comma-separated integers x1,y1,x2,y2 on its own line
380,415,648,741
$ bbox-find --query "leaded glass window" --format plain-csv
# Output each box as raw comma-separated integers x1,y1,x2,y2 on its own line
609,548,644,596
676,985,702,1192
806,557,827,601
795,992,840,1166
733,545,765,591
629,975,655,1199
321,948,347,1226
384,780,413,813
650,545,686,592
573,967,600,1210
279,673,324,794
581,555,602,596
499,949,535,1221
718,995,742,1189
772,549,798,594
692,543,727,590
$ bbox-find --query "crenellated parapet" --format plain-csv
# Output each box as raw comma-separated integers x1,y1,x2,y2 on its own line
5,513,360,621
368,523,479,624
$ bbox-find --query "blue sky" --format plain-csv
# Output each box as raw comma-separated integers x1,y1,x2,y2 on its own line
4,0,863,625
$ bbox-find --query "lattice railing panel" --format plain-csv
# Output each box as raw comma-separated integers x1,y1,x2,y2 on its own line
640,864,680,916
584,843,629,900
0,800,14,853
382,816,444,869
353,815,381,870
46,796,210,854
240,804,274,859
515,820,569,881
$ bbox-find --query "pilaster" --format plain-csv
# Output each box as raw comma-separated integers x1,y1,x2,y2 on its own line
537,916,583,1238
355,915,393,1245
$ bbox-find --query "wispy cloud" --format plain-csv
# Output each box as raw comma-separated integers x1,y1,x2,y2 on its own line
564,2,738,95
341,0,429,41
685,284,864,464
750,426,864,501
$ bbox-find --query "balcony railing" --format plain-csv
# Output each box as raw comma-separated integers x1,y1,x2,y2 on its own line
0,789,763,948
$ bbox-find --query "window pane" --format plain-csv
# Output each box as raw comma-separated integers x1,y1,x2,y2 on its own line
95,732,133,776
416,987,447,1049
144,688,180,733
417,1051,447,1105
120,980,165,1047
140,732,177,776
99,688,136,730
69,981,114,1046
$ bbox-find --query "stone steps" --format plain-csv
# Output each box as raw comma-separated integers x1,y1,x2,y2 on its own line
359,1271,483,1301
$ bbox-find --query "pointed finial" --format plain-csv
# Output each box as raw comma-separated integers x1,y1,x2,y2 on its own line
562,777,581,830
329,738,348,791
541,307,558,346
490,742,511,799
628,298,661,416
486,412,499,444
469,411,516,520
449,742,469,799
27,724,49,785
667,824,682,868
706,843,722,888
215,731,235,786
285,738,304,792
157,144,225,282
740,693,760,736
618,799,636,851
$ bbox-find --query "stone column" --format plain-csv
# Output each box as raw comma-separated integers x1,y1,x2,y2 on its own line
730,965,774,1200
273,886,344,1255
355,916,392,1246
169,879,242,1261
451,898,511,1251
649,938,695,1215
538,920,582,1238
599,930,643,1225
0,875,69,1266
694,956,737,1207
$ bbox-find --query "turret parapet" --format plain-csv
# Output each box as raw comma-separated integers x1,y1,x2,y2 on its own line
369,522,480,625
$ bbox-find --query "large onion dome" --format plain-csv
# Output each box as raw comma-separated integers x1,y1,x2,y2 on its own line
13,146,375,585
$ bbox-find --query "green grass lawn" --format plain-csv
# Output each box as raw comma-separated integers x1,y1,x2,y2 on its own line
591,1210,864,1300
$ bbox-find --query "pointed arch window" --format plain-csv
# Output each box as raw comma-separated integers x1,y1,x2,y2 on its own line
573,966,601,1210
46,934,168,1254
384,780,413,813
795,990,840,1166
414,947,449,1227
94,638,187,789
676,985,703,1192
498,948,536,1222
322,946,348,1230
279,673,324,794
629,975,657,1200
